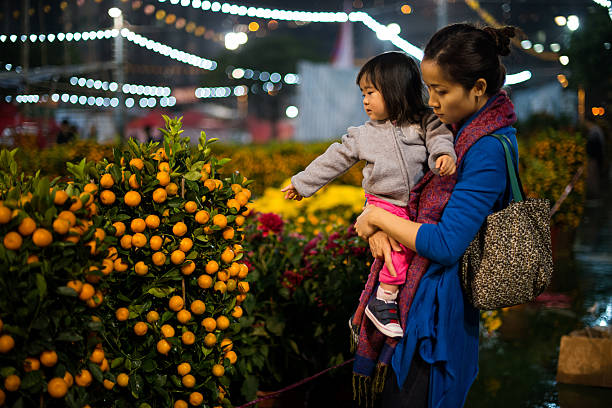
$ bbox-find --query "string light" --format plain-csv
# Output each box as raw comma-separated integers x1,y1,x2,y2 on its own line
285,105,299,118
8,92,176,108
195,85,248,98
0,2,533,94
228,67,300,85
120,28,217,70
0,29,118,43
0,28,217,70
158,0,424,60
69,76,172,97
504,70,532,85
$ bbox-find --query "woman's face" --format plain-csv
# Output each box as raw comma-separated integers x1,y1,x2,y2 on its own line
421,59,485,125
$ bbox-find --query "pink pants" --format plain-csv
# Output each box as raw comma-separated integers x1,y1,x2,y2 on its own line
365,194,415,286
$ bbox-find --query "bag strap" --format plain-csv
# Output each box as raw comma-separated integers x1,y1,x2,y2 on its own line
491,134,524,202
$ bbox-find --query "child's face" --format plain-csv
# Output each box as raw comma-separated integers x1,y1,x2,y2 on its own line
359,76,389,121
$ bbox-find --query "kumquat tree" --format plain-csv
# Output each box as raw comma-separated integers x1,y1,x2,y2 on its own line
0,149,112,407
0,117,253,408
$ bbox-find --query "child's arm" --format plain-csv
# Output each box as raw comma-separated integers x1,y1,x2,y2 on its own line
285,127,362,199
422,112,457,175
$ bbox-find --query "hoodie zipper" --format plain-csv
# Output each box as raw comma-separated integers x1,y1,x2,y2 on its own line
391,125,412,195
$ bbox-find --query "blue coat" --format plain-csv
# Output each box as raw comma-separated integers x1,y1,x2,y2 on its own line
391,114,518,408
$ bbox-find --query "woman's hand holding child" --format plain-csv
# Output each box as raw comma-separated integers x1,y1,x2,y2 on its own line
354,205,381,240
368,231,402,277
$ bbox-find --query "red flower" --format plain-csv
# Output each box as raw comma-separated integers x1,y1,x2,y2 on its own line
281,269,305,293
257,212,284,235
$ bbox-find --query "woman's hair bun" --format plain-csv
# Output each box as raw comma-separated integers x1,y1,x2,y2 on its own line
483,26,516,56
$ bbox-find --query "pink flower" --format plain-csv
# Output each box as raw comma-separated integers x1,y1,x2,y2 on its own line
303,236,321,254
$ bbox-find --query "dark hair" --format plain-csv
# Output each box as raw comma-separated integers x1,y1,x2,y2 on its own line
356,52,427,124
423,24,516,95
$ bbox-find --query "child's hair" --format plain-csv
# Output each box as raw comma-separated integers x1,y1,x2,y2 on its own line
356,51,427,125
423,24,516,96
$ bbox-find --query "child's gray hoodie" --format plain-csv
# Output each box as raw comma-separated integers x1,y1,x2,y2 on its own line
291,112,455,206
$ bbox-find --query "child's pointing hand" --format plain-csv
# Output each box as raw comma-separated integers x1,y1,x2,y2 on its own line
281,183,303,201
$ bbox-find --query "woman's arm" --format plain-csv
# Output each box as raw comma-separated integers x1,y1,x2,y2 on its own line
356,136,510,265
355,206,421,251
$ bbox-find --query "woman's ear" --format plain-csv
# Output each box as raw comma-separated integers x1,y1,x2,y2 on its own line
472,78,488,96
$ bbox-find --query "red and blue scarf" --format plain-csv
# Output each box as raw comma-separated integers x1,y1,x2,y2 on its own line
350,91,517,404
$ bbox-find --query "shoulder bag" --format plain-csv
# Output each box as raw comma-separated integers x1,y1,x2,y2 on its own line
460,134,553,310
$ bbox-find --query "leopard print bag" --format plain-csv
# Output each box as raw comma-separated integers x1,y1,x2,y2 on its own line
460,134,553,310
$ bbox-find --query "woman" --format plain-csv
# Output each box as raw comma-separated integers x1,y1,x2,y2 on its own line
354,24,519,408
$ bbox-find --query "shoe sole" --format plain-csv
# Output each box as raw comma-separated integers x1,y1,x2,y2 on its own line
364,307,403,338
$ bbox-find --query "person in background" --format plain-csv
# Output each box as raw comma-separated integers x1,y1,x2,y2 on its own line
88,124,98,142
56,119,75,144
144,125,154,143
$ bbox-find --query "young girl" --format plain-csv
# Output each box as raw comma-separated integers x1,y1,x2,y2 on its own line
281,52,456,338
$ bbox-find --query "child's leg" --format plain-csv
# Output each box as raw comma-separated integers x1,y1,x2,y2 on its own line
364,247,410,338
379,247,408,286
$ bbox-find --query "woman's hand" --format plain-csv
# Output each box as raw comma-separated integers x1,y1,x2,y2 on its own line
368,231,403,276
354,205,381,240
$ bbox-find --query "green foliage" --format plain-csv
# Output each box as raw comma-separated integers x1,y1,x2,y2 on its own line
232,213,371,403
0,117,252,407
519,125,586,228
91,116,249,407
0,151,111,407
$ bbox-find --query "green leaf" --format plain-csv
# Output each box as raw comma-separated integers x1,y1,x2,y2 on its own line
155,388,171,406
31,315,50,330
88,362,104,383
35,273,47,299
190,161,205,172
266,318,285,336
169,375,182,387
288,339,300,356
0,367,17,377
20,370,44,391
12,397,24,408
56,332,84,342
183,171,202,181
142,359,157,373
147,287,176,298
111,357,125,369
87,321,103,331
130,374,145,398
